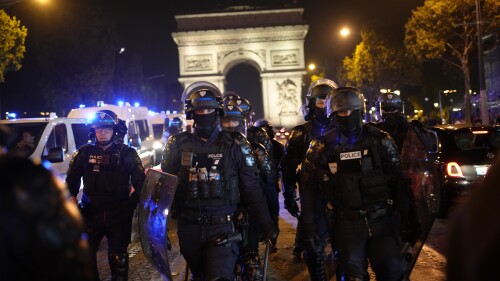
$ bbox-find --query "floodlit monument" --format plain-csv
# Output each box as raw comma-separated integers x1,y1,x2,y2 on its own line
172,6,308,128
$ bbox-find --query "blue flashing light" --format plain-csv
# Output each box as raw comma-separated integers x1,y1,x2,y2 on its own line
173,111,177,114
166,110,171,114
134,102,140,107
118,101,124,106
79,104,85,108
7,113,16,118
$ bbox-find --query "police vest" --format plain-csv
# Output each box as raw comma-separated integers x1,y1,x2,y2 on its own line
178,133,239,208
323,129,390,210
81,144,131,205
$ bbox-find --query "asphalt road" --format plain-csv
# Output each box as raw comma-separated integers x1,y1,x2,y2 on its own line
96,196,448,281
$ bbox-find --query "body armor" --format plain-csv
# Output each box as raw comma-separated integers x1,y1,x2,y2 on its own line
323,129,390,210
66,143,145,209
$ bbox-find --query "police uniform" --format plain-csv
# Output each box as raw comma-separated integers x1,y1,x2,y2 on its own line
301,87,417,281
280,79,338,280
66,110,145,281
162,81,275,281
67,141,145,280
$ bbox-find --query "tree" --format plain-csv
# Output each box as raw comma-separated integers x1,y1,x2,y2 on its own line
405,0,500,125
341,29,420,118
0,10,27,83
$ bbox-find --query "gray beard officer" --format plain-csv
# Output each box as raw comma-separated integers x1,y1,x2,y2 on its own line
300,87,420,281
66,110,146,281
161,81,277,281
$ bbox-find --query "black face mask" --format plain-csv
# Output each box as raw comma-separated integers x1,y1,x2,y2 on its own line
335,110,362,134
193,111,218,139
313,106,329,125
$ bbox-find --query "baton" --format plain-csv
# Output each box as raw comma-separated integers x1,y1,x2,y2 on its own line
263,239,271,281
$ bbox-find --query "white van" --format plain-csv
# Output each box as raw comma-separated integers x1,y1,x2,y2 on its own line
67,104,157,168
0,114,89,179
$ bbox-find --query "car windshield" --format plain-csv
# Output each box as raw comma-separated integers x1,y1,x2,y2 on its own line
453,129,500,151
3,122,48,156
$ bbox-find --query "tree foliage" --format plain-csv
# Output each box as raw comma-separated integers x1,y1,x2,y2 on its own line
341,29,420,111
405,0,500,124
0,10,27,82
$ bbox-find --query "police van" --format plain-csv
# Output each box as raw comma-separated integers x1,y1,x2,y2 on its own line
0,113,89,179
67,103,157,168
147,111,192,166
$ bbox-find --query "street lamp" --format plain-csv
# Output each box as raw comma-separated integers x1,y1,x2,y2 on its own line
0,0,49,8
307,63,327,82
439,90,457,124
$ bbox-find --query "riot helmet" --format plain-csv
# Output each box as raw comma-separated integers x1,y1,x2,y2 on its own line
169,117,183,130
87,110,120,146
304,78,338,122
182,81,224,120
222,91,240,105
254,118,275,139
327,87,365,134
182,81,224,139
220,104,247,134
227,97,254,126
376,92,404,120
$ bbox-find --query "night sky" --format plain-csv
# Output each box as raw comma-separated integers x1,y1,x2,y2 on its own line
1,0,424,117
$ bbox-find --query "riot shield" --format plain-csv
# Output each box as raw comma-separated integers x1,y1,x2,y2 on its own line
399,125,439,279
138,168,179,281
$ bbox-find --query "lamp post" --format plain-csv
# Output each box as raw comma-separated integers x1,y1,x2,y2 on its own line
475,0,489,124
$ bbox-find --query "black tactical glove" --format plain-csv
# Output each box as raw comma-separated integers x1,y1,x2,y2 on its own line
284,194,300,217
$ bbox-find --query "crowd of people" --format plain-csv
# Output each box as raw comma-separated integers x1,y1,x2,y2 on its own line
0,78,498,281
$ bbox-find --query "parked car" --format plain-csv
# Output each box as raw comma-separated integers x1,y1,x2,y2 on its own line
427,124,500,216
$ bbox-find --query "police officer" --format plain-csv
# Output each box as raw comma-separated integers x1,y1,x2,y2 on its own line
222,91,240,104
254,118,284,172
374,92,432,153
161,81,277,281
253,118,284,252
163,116,184,143
219,103,275,280
280,78,338,268
300,87,420,281
66,110,146,281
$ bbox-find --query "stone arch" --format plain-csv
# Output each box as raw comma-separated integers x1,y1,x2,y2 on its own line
219,49,264,76
172,7,308,128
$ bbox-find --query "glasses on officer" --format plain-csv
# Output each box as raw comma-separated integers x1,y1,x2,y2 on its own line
95,127,113,134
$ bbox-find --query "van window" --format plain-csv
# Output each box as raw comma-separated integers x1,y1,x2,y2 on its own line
4,123,46,155
152,124,164,140
44,124,68,155
135,120,150,140
72,123,91,149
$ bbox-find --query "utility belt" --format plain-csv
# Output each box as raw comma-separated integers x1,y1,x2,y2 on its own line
180,214,233,225
335,204,391,220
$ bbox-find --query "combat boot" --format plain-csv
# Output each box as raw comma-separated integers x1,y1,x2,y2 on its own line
241,252,263,281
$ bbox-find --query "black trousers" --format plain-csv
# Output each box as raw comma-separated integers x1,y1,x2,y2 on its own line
82,205,135,280
334,214,403,281
177,217,239,280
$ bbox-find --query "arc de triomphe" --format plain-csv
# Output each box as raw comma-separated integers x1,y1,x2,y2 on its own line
172,7,308,128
